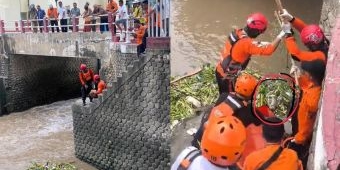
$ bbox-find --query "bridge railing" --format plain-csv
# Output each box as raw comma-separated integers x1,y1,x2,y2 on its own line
147,0,170,38
0,1,171,41
0,13,139,43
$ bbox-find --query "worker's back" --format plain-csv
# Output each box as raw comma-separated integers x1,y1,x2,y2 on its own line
243,145,303,170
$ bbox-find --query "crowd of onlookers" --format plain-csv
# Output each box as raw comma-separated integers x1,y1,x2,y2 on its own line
26,0,170,38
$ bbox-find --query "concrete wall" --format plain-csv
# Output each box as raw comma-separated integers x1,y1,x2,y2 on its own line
308,1,340,169
3,33,113,61
3,54,98,113
72,50,170,169
320,0,340,39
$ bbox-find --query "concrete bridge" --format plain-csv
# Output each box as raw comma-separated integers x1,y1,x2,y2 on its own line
0,17,170,113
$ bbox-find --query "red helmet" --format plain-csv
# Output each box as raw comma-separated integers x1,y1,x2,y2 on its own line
246,13,268,33
201,116,246,166
94,74,100,81
80,64,87,71
300,25,324,45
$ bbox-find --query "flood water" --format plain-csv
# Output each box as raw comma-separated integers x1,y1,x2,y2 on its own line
0,99,96,170
171,0,323,76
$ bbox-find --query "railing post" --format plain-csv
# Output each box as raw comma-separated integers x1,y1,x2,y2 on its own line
108,12,116,42
15,21,19,32
0,20,5,34
43,18,48,33
20,20,25,33
27,20,32,32
72,16,76,32
125,18,131,43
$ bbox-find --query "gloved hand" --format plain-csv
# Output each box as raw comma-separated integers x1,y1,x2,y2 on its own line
276,30,286,39
290,65,301,77
281,22,292,34
280,9,294,22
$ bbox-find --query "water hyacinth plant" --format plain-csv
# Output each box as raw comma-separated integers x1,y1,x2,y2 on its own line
27,162,76,170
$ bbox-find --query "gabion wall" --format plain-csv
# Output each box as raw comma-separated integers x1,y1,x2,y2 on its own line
4,54,98,113
72,54,170,170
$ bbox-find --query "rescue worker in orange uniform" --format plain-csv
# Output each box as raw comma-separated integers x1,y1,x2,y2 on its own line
216,13,285,94
280,9,329,64
172,116,247,170
79,64,94,106
132,19,147,57
243,117,303,170
89,74,107,98
192,73,259,148
192,73,266,167
288,59,325,168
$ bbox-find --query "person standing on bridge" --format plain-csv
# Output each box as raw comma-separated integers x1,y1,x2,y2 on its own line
82,3,93,32
70,2,81,32
216,13,285,95
79,64,95,106
93,4,109,33
106,0,119,34
27,4,38,33
47,4,59,33
243,117,303,170
36,5,46,33
172,116,247,170
89,74,107,98
57,0,68,32
116,0,129,42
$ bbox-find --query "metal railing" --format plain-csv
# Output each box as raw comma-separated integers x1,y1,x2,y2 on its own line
148,0,170,37
0,3,171,41
0,13,136,43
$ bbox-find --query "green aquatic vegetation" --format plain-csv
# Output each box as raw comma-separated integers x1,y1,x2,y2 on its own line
170,65,219,122
255,79,294,119
27,162,76,170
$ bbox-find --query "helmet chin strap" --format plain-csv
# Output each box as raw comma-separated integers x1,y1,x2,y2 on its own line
244,26,261,38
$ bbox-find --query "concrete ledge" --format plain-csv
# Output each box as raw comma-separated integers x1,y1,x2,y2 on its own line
146,37,170,51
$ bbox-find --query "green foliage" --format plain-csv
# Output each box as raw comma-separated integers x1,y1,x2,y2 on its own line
170,65,219,122
27,162,77,170
255,80,294,119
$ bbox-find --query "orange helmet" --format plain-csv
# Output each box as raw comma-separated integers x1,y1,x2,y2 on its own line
201,116,246,166
235,73,258,98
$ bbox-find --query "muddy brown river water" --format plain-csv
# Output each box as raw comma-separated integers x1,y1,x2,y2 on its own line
0,99,96,170
171,0,323,76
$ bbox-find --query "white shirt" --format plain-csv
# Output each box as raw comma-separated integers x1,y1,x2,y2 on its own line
162,0,170,19
171,146,229,170
118,5,128,19
58,6,66,19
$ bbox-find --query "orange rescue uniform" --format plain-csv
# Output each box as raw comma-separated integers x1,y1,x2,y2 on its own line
294,80,321,145
95,80,107,95
79,69,94,86
136,25,146,45
106,1,119,13
284,17,326,63
47,8,58,19
217,29,276,78
243,145,303,170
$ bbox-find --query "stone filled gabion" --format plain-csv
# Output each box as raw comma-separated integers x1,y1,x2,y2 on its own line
72,54,170,170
